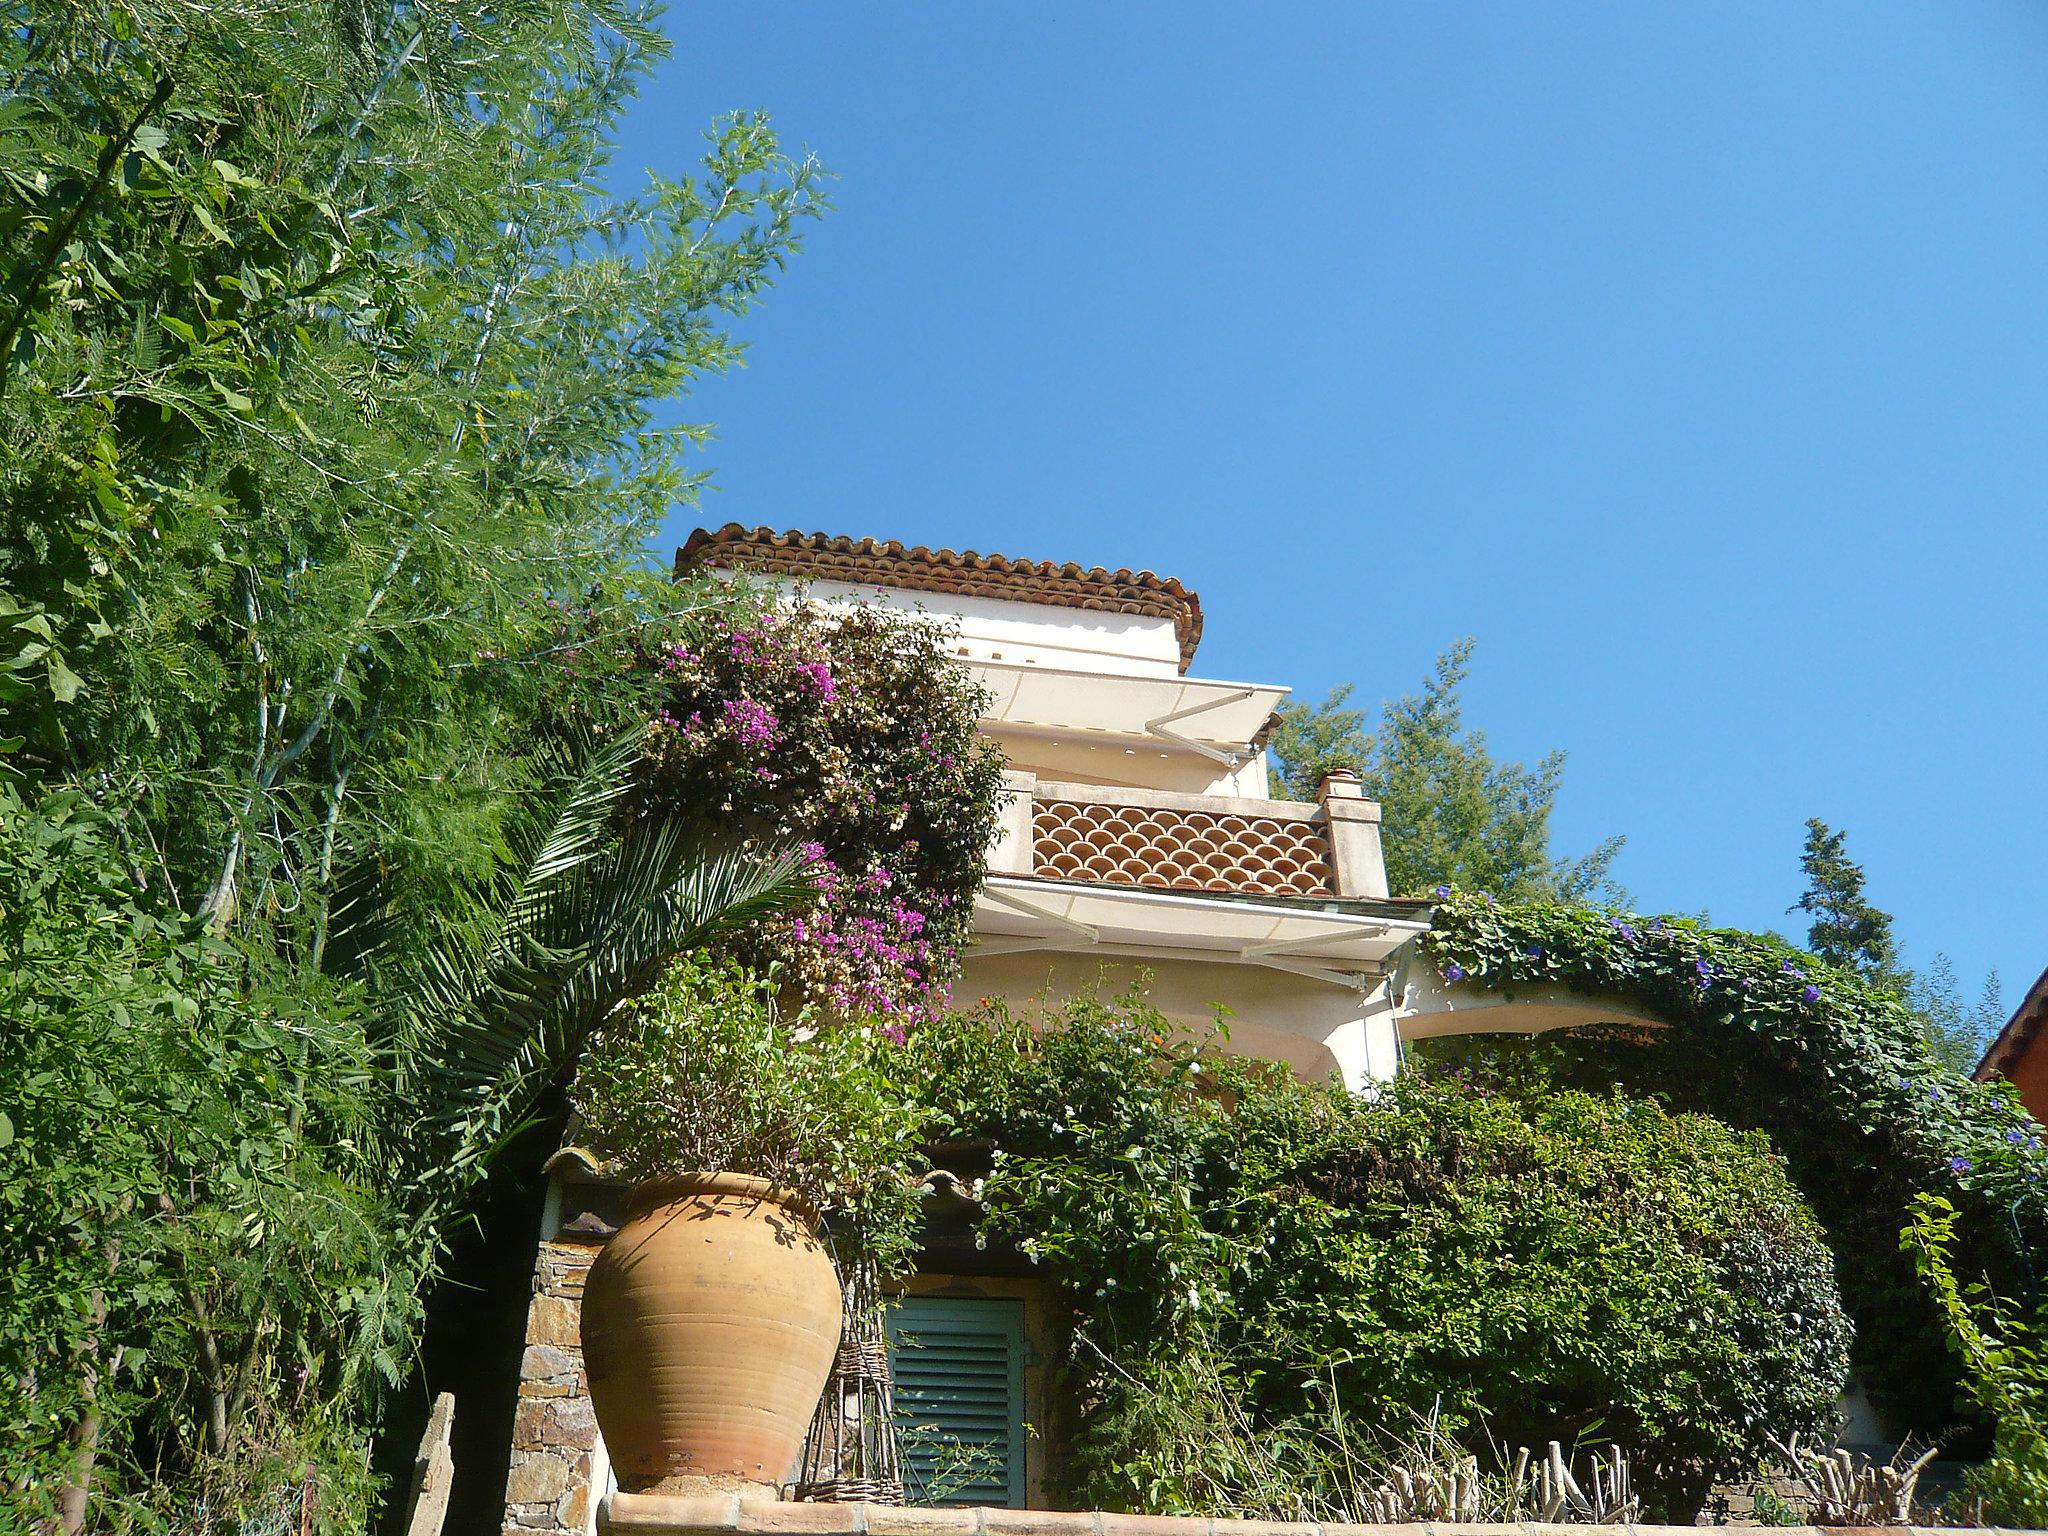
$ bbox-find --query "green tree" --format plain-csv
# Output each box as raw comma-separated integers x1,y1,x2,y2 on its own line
1268,639,1622,900
1,1,832,1524
2,0,826,948
1792,819,1906,990
1912,954,2006,1076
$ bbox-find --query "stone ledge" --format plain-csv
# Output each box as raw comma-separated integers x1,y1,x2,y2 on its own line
597,1496,2036,1536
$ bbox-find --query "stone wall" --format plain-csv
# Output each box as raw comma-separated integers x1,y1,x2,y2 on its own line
504,1238,601,1536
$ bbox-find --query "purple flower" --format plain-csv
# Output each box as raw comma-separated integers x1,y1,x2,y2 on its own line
1444,962,1466,982
1611,918,1638,943
2008,1129,2029,1146
1694,959,1714,979
1950,1156,1973,1175
1802,983,1821,1004
1780,960,1806,979
793,659,838,701
719,696,780,750
1434,884,1451,899
1525,943,1543,959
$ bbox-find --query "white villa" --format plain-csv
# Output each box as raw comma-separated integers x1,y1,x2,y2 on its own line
497,526,1648,1532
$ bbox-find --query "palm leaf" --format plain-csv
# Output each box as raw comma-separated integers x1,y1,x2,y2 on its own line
376,722,813,1188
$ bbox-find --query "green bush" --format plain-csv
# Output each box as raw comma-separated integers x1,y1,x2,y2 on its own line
1425,892,2048,1435
572,955,929,1276
896,992,1851,1520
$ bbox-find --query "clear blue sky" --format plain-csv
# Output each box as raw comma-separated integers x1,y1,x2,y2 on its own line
618,3,2048,1009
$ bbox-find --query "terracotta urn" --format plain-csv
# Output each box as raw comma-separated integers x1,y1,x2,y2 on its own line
581,1173,843,1495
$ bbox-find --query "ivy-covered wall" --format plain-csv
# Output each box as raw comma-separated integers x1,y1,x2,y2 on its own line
1422,892,2047,1436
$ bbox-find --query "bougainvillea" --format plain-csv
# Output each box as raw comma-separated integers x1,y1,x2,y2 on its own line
633,600,1006,1023
1421,891,2048,1438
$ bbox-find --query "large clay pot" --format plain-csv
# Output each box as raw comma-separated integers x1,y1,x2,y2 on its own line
581,1173,842,1495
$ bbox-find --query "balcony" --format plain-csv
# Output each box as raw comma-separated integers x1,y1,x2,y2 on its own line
988,771,1386,902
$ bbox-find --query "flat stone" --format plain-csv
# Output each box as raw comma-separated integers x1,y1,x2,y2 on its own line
728,1503,863,1535
603,1493,742,1531
861,1507,980,1536
522,1344,582,1384
557,1485,591,1529
981,1512,1096,1536
512,1398,549,1448
528,1295,583,1348
1099,1516,1209,1536
546,1395,600,1451
505,1452,576,1506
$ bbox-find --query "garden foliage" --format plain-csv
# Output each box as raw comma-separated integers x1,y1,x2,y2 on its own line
1422,892,2048,1436
897,991,1851,1520
572,955,931,1277
1906,1194,2048,1525
1,1,831,1525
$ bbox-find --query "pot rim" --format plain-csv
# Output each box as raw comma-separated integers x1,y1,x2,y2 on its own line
624,1171,822,1229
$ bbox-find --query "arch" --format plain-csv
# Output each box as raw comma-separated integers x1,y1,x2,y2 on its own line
1404,892,2048,1438
1395,965,1672,1041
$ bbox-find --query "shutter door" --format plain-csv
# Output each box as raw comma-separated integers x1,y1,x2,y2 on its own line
887,1296,1027,1508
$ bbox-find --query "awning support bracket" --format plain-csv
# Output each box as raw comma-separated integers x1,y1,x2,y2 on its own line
1145,687,1259,766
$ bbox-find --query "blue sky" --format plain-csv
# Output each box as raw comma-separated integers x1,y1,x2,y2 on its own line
618,3,2048,1011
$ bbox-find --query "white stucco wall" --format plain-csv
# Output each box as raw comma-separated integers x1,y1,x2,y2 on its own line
959,947,1402,1089
796,577,1186,678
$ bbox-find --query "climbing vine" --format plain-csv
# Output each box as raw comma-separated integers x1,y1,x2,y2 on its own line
1424,891,2047,1435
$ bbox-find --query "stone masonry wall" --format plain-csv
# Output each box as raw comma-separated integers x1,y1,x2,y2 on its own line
504,1239,601,1536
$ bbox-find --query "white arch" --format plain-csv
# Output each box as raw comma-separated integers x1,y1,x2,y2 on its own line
1393,965,1673,1042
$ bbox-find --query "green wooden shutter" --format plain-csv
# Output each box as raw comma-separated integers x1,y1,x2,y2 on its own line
887,1296,1027,1508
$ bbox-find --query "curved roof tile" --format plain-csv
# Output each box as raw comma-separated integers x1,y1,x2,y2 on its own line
675,524,1204,672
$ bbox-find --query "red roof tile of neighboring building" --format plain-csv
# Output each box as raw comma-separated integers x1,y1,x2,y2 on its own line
1978,963,2048,1084
675,525,1205,672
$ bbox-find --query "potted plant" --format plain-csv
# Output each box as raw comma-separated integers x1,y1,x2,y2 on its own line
572,955,924,1497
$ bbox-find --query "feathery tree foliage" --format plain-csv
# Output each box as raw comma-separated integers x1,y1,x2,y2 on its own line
1268,639,1623,900
2,2,826,1526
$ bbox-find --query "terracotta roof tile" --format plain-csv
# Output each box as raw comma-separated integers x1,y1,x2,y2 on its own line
675,525,1204,672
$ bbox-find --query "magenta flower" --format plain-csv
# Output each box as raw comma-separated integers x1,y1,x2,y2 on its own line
719,696,779,749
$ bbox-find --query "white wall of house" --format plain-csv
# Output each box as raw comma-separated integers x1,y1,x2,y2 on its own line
796,577,1187,678
959,947,1403,1087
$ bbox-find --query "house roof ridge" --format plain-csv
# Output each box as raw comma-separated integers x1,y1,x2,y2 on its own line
674,524,1205,672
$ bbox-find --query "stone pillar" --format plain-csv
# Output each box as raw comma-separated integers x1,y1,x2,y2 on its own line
1316,769,1388,900
988,768,1038,875
504,1239,603,1535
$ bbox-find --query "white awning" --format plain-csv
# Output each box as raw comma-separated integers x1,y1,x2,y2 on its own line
966,661,1287,760
971,875,1430,988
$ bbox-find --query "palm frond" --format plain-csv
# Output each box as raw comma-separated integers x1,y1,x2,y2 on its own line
378,725,813,1189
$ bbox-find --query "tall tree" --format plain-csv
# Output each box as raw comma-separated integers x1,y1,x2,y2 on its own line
1792,819,1906,990
1,2,827,1525
3,0,826,952
1268,639,1623,900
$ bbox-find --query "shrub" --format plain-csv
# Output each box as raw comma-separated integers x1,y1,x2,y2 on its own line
571,955,928,1276
635,601,1005,1024
1424,892,2047,1435
895,992,1851,1520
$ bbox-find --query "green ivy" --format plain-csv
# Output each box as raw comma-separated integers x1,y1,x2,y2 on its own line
1424,892,2048,1436
896,991,1852,1520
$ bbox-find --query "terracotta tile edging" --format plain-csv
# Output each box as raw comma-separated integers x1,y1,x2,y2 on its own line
595,1502,2030,1536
